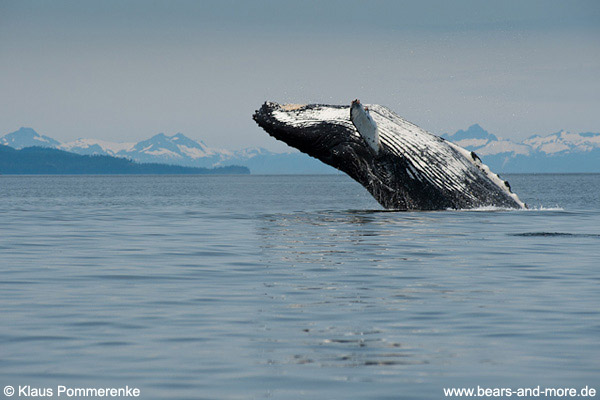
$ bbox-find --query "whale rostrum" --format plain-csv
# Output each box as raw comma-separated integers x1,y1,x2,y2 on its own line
253,101,526,210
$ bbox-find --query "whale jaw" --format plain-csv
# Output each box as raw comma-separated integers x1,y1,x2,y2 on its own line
253,101,526,211
252,102,372,175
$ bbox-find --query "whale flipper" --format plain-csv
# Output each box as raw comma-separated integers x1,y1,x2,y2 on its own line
350,99,380,154
253,101,526,210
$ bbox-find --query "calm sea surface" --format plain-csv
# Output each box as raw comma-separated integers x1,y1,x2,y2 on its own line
1,174,599,399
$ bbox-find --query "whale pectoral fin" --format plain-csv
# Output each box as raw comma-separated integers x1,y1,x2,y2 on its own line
350,100,380,154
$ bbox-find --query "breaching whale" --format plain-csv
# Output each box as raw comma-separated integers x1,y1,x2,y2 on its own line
253,100,526,210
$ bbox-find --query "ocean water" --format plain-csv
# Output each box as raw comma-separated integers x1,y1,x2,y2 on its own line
1,174,599,399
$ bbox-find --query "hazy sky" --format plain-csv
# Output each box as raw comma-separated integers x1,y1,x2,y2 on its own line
1,0,599,150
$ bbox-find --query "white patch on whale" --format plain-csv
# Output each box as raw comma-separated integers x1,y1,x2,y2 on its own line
350,100,380,154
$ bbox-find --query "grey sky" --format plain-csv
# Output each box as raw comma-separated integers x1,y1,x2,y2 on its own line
1,0,599,151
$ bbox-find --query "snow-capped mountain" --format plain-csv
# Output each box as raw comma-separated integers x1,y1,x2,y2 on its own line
1,127,61,149
129,133,214,160
60,138,136,156
442,126,530,157
442,124,498,150
524,130,600,154
110,133,226,167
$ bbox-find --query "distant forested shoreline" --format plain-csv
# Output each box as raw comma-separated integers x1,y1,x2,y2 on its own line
0,146,249,175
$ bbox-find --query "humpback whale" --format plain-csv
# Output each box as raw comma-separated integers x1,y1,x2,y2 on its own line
253,100,526,210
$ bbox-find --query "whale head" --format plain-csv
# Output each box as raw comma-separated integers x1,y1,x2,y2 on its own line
252,101,379,180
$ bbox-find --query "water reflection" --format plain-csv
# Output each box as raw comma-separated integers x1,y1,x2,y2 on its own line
254,210,451,374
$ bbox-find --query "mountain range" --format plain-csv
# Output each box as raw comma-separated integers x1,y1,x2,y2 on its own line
0,127,335,174
2,125,599,173
441,124,600,173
